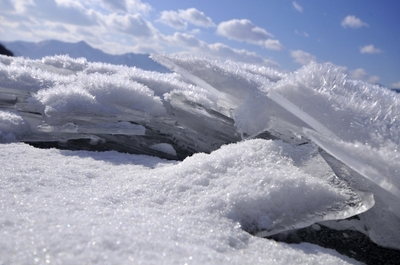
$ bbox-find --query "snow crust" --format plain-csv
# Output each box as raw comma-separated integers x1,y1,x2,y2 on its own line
1,53,400,261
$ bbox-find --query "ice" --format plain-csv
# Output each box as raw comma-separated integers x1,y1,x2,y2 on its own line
150,54,400,249
267,63,400,156
0,110,29,142
0,55,244,158
151,54,310,142
41,54,88,72
262,63,400,219
34,73,167,117
271,63,400,145
305,129,400,200
268,91,338,139
150,143,177,156
1,53,400,260
37,121,146,136
0,141,362,264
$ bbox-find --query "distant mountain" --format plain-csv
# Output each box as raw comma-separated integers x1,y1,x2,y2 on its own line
2,40,169,73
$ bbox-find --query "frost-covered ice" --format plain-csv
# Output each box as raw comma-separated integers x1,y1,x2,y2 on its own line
1,53,400,263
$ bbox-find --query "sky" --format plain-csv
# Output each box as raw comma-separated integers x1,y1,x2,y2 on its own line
0,0,399,88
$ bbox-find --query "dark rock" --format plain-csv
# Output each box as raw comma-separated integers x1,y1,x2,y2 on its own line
266,224,400,265
0,43,13,56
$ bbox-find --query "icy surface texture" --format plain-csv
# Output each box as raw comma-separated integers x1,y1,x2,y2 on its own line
0,141,361,265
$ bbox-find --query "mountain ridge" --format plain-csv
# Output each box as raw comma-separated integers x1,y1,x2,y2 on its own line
2,39,169,73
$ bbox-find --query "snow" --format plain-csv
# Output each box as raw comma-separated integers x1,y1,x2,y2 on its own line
1,53,399,263
0,141,360,265
0,110,29,142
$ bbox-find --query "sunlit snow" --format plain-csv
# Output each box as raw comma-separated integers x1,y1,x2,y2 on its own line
1,53,399,263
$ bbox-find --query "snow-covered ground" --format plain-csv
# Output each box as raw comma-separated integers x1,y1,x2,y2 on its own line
1,54,399,264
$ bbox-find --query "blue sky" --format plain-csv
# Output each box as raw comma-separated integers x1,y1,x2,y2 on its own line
1,0,399,88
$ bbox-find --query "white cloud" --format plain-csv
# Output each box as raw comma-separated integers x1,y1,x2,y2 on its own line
217,19,274,43
341,15,368,28
292,2,303,13
167,32,202,48
100,0,127,12
216,19,282,50
106,13,156,38
209,43,264,63
126,0,152,13
208,43,279,68
158,8,214,30
0,0,162,55
290,50,316,65
349,68,367,79
207,43,280,67
158,10,187,30
99,0,152,13
349,68,379,83
360,44,382,54
178,8,215,28
327,62,380,84
30,0,98,26
295,30,309,37
326,62,348,73
165,32,279,67
264,39,284,50
391,81,400,89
